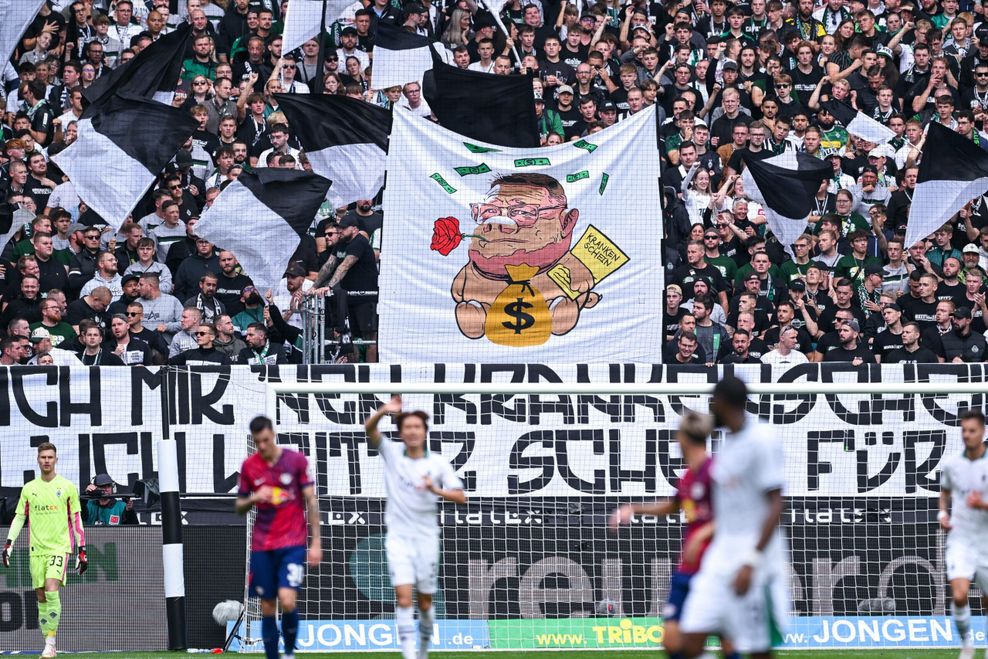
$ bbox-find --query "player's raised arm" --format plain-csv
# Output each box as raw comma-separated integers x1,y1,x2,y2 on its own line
365,395,403,449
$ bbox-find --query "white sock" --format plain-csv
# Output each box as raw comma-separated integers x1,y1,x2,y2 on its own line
952,602,972,640
419,605,435,650
396,606,416,659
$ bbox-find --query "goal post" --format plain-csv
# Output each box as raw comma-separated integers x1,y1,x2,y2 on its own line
231,380,988,653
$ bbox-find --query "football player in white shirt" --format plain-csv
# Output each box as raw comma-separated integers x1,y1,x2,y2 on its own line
365,396,466,659
939,409,988,659
679,376,790,659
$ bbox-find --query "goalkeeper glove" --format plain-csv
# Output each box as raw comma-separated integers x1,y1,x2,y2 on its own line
75,546,88,575
1,540,10,568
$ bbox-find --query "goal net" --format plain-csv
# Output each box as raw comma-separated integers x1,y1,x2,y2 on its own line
231,381,975,653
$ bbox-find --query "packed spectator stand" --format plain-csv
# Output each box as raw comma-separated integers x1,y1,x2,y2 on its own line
2,0,988,365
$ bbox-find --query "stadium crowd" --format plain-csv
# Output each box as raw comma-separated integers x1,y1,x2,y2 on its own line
2,0,988,365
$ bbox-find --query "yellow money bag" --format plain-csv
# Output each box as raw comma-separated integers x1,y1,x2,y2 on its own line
485,264,552,347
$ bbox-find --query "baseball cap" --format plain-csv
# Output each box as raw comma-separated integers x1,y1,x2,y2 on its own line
30,327,52,343
886,303,902,312
600,101,617,112
864,263,884,276
121,273,140,286
285,263,306,277
867,146,888,158
722,60,739,71
534,92,545,103
69,222,88,234
964,243,981,254
405,2,427,13
93,473,116,487
175,150,193,168
744,271,760,281
557,84,574,95
338,216,361,229
822,148,842,159
340,25,358,35
845,318,861,333
955,306,973,319
788,279,806,291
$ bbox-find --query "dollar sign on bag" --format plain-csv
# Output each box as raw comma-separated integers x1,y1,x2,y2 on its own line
486,264,552,347
502,297,535,334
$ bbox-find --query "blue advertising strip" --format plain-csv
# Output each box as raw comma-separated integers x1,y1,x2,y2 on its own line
228,619,490,652
782,617,987,649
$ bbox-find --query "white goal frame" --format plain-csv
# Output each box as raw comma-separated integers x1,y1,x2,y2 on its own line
250,379,988,654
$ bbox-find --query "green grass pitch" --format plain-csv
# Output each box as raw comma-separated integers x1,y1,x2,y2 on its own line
58,651,975,658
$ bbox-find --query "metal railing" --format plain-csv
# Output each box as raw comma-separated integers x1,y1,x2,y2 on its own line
298,290,377,364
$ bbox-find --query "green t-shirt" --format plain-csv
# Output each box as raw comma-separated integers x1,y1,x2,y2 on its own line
820,125,849,151
779,259,811,283
13,475,80,556
708,254,738,282
833,254,882,284
30,321,77,347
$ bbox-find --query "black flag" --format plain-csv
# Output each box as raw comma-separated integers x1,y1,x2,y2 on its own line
83,23,192,115
423,51,539,147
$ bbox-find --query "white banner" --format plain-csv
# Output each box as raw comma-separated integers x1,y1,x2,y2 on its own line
0,364,981,499
378,109,664,364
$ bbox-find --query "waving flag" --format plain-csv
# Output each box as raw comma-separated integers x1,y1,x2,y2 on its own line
276,93,391,208
52,95,198,230
195,169,331,293
905,121,988,249
379,106,662,363
282,0,356,54
83,23,192,114
373,21,444,89
0,1,46,73
424,53,538,148
820,99,896,145
742,150,832,256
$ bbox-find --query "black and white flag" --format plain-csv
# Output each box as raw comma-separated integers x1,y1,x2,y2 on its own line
282,0,356,53
194,169,332,293
83,23,192,114
742,150,832,255
0,1,46,73
820,99,896,144
373,21,447,89
51,94,199,230
905,121,988,249
275,93,391,208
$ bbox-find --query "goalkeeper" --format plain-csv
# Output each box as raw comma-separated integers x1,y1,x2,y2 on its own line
2,442,87,658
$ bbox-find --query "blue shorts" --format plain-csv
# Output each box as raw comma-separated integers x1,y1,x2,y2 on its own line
249,546,307,600
663,570,695,622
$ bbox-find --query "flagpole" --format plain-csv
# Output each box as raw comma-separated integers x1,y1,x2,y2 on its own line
481,0,522,68
315,0,328,92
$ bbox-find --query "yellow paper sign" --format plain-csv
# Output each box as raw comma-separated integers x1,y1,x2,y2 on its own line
548,225,629,300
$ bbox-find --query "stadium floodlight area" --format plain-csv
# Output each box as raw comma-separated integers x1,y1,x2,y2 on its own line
221,380,988,654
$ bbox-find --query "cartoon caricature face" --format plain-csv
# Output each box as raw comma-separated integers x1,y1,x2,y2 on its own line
467,174,580,277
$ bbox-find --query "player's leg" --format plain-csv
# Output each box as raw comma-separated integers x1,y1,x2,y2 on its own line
249,550,280,659
38,554,68,658
946,540,977,658
662,572,692,659
275,546,307,659
414,539,440,659
386,535,418,659
678,569,727,658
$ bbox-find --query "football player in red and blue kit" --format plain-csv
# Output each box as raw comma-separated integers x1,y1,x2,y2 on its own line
611,411,739,659
236,416,322,659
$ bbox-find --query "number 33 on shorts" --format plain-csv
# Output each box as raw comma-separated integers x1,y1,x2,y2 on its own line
286,562,304,588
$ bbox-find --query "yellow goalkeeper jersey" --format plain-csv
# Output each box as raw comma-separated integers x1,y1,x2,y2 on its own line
14,475,81,556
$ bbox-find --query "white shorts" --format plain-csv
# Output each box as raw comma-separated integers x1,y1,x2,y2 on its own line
945,537,988,592
679,563,790,654
386,534,440,594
